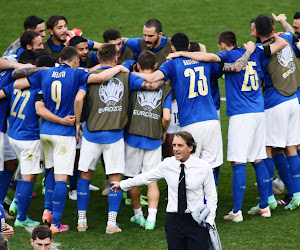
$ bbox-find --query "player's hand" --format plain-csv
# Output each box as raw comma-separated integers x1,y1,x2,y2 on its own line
244,41,256,54
3,224,14,238
272,13,287,22
61,115,76,126
166,52,181,61
110,181,121,192
118,65,129,73
162,132,167,144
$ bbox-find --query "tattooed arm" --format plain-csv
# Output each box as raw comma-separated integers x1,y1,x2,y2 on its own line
221,41,256,72
141,79,165,90
12,67,46,79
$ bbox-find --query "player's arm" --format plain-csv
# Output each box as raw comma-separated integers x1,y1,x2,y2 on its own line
12,67,46,79
87,63,101,73
162,108,171,143
268,35,288,55
13,77,31,89
0,90,6,99
74,89,86,143
272,13,295,34
221,41,255,72
87,65,129,83
199,43,207,52
35,101,75,126
166,51,220,62
121,37,129,43
0,59,33,70
91,41,103,50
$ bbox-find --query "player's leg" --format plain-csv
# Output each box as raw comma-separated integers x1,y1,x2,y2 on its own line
77,137,102,231
124,144,145,227
104,139,125,234
50,135,76,233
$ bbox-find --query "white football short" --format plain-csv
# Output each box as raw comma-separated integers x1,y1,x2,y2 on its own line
181,120,223,168
217,109,220,120
78,137,125,175
8,137,44,175
265,98,300,147
4,133,17,161
166,99,180,134
227,112,267,163
40,134,76,176
125,143,162,177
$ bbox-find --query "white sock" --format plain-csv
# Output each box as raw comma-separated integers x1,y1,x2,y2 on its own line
147,208,157,222
133,207,143,219
78,210,87,225
108,211,118,225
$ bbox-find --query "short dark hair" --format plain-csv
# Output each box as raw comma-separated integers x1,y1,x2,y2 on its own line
103,29,121,43
250,18,256,24
60,46,79,62
97,43,117,62
255,14,274,37
46,15,67,30
20,30,40,49
0,233,8,250
69,36,88,47
34,49,50,57
19,50,38,65
37,55,56,67
138,51,156,70
218,31,237,47
295,12,300,19
189,41,200,52
144,19,162,33
173,131,197,154
171,33,189,52
24,15,44,30
31,225,52,241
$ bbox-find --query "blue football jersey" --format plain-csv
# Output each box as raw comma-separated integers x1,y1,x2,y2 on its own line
257,31,297,109
3,82,40,140
0,69,14,133
217,47,264,116
159,57,219,127
28,64,90,136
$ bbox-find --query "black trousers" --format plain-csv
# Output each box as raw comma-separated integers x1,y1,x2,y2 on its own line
165,213,209,250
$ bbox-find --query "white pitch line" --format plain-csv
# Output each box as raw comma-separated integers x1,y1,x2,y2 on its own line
25,226,61,250
220,97,226,101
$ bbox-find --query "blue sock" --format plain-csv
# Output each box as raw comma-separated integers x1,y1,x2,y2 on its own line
44,170,55,212
77,178,90,211
264,158,274,197
0,168,15,204
13,179,23,205
52,181,67,228
232,164,246,213
287,155,300,193
297,150,300,158
69,170,79,191
108,184,122,212
253,161,269,209
273,153,294,196
213,166,220,187
17,181,34,221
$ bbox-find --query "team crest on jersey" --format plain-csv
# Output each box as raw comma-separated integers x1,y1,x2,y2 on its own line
277,45,296,78
99,78,124,106
137,89,162,112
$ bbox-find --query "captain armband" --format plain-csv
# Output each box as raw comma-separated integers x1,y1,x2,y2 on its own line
35,90,44,102
218,62,224,71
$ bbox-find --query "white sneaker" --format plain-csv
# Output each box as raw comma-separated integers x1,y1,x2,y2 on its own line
77,220,88,232
69,190,77,200
273,177,284,194
89,184,99,191
248,205,271,217
224,210,243,222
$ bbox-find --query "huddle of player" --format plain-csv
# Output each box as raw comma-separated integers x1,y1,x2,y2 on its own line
0,11,300,239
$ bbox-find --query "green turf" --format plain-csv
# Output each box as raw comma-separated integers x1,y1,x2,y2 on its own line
2,0,300,249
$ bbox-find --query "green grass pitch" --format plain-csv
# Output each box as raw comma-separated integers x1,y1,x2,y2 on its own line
1,0,300,249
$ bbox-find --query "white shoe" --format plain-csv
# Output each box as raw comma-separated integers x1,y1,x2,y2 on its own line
273,177,284,194
69,190,77,200
224,210,243,222
89,184,99,191
248,205,271,217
